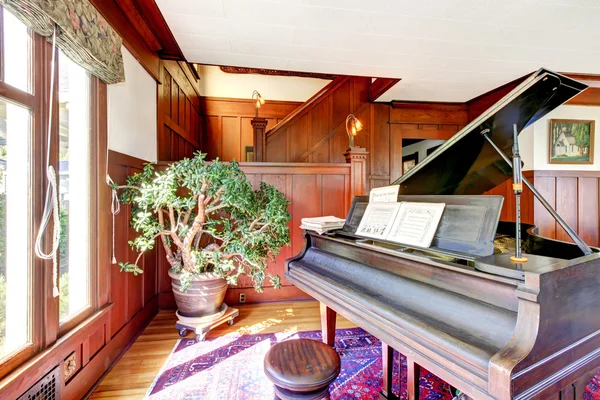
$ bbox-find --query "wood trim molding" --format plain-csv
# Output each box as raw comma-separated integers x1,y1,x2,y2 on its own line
566,87,600,106
532,170,600,177
133,0,184,59
108,150,149,170
158,287,313,309
200,96,302,119
0,81,35,108
0,304,113,398
369,78,401,102
219,66,336,80
164,115,202,149
391,101,467,111
77,297,158,399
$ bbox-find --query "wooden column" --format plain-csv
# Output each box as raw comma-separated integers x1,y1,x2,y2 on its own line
344,147,369,196
251,117,268,162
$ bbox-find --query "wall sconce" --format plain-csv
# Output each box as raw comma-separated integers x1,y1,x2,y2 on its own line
252,90,265,117
346,114,363,148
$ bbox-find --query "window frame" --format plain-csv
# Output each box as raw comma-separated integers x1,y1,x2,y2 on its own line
56,62,99,336
0,7,102,379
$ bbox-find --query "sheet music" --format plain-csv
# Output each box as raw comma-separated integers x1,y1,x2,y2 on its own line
387,202,445,247
369,185,400,203
355,203,401,240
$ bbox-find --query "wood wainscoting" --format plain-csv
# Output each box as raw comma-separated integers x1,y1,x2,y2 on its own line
157,61,204,161
486,170,600,247
156,162,354,308
201,97,301,162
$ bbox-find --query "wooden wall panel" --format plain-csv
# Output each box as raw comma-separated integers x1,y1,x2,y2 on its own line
370,103,391,188
201,98,300,162
290,114,310,161
487,171,600,248
221,116,241,161
158,61,203,161
555,177,578,242
578,177,599,246
533,176,557,240
126,167,145,322
483,171,535,224
108,163,129,337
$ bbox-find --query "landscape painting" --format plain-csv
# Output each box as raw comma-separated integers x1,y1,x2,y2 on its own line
549,119,594,164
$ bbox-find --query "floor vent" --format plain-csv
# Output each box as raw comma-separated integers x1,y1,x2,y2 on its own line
18,366,60,400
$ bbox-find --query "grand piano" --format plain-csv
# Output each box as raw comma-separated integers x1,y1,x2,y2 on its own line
285,69,600,400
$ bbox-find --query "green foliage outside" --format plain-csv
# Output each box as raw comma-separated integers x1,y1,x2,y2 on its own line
114,152,291,293
59,272,69,319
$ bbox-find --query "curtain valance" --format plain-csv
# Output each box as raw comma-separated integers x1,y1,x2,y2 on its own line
0,0,125,84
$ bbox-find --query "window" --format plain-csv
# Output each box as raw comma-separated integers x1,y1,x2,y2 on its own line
0,100,31,359
0,5,101,378
58,50,91,323
2,9,31,93
0,7,33,364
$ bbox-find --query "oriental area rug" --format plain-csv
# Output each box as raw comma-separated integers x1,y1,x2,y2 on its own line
146,327,600,400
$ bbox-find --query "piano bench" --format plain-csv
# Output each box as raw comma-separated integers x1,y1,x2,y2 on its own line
264,338,341,400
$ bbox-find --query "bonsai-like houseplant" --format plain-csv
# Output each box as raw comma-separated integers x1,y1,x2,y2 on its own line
115,153,290,319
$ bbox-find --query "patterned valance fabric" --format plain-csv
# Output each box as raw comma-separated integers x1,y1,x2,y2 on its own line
0,0,125,84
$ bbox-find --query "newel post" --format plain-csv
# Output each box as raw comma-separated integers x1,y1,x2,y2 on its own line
251,117,268,162
344,147,369,196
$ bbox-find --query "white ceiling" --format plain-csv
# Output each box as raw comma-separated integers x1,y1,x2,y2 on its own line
156,0,600,102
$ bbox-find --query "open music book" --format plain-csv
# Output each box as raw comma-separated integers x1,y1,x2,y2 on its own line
356,202,445,248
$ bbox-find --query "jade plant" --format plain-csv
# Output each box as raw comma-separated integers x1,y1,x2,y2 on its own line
114,152,290,292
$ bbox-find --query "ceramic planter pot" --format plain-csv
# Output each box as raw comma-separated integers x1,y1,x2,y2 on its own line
168,270,228,318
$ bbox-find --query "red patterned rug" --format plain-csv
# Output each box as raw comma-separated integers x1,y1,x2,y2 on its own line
146,327,600,399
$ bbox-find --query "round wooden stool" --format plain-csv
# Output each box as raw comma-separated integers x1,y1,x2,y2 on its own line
264,338,341,400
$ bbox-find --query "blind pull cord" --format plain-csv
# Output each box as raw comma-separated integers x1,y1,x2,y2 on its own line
34,25,60,298
106,175,120,264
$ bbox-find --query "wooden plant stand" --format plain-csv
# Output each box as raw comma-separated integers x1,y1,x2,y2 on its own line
175,305,239,342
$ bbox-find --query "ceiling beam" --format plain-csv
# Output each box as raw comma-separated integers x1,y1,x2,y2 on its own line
115,0,162,52
134,0,185,59
369,78,401,102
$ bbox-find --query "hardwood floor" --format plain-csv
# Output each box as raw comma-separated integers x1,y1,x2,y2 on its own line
89,301,354,399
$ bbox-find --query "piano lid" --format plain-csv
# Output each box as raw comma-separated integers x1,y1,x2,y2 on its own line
392,69,588,195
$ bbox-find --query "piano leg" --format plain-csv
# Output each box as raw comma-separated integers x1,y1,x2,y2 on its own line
407,357,421,400
380,342,399,400
319,302,336,347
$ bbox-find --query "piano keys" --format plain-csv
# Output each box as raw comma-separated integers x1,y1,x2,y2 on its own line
285,69,600,400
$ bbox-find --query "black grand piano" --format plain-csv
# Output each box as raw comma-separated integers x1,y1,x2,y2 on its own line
285,69,600,400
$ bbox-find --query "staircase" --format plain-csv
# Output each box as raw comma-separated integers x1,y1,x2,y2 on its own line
262,76,380,163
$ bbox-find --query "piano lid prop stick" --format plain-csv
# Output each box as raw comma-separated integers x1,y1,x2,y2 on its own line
480,128,593,256
510,124,527,263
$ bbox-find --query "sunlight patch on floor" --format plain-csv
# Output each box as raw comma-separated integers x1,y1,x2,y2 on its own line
235,318,283,335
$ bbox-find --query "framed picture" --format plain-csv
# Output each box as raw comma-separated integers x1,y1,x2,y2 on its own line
402,152,418,174
549,119,594,164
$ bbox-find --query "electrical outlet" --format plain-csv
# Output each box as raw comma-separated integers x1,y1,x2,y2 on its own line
239,292,246,303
